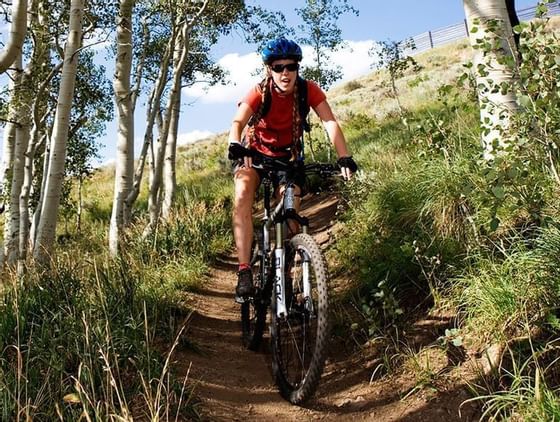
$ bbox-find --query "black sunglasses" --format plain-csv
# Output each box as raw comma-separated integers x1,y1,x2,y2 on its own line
270,63,299,73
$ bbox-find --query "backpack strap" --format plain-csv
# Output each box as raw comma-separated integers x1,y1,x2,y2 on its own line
260,78,272,118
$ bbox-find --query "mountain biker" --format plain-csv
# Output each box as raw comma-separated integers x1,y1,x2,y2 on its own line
228,37,358,303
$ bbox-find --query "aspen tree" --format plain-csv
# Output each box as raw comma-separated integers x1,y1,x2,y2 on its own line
463,0,519,159
109,0,136,256
33,0,84,264
0,0,28,74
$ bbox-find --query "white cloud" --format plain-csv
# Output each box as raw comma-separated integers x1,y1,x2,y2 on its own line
177,130,215,145
183,39,379,104
327,40,380,86
183,52,262,104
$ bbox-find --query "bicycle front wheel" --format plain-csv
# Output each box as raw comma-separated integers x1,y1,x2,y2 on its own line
271,233,329,404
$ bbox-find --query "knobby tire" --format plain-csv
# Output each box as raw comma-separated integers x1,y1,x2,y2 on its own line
271,233,329,404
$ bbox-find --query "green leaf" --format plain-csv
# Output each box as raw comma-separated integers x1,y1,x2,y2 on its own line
519,95,532,108
490,217,500,231
547,313,560,330
491,185,505,199
452,337,463,347
536,4,548,16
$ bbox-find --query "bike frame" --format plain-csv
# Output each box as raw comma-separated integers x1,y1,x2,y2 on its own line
241,157,338,404
258,176,311,319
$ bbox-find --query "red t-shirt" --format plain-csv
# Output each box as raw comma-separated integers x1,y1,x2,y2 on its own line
241,80,326,157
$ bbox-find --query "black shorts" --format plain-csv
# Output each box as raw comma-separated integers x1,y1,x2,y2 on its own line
232,154,306,191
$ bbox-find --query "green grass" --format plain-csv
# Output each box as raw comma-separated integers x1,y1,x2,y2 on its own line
455,226,560,342
466,339,560,421
0,133,232,419
328,25,560,417
332,100,485,327
0,257,196,420
3,17,560,417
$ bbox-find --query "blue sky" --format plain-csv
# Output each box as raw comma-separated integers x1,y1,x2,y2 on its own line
0,0,540,165
176,0,538,154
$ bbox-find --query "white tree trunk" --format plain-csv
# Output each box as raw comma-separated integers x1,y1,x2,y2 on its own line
0,124,17,198
162,88,181,220
30,133,50,246
125,31,176,210
23,65,63,252
1,54,23,269
0,63,20,208
0,127,16,268
109,0,136,257
148,110,167,227
463,0,519,159
33,0,84,264
128,0,209,232
18,5,59,268
0,0,28,74
149,1,211,225
162,23,192,220
148,23,190,226
5,106,30,267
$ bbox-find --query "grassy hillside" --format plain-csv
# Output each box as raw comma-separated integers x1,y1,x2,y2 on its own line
1,13,559,420
326,16,560,421
329,39,474,121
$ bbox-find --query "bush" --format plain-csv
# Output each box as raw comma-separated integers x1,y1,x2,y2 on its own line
343,80,363,93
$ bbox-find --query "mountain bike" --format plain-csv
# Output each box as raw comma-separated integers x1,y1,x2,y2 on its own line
239,156,339,404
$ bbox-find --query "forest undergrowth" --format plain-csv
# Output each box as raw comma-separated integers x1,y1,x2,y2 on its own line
1,10,560,422
329,12,560,420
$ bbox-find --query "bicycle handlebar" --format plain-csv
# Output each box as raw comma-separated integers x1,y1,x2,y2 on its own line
248,155,340,178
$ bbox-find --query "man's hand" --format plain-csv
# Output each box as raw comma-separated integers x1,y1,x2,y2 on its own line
337,156,358,180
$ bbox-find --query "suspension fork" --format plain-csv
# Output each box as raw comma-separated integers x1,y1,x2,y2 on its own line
302,249,313,314
292,217,313,314
273,214,313,318
272,181,315,318
274,220,287,318
260,181,272,292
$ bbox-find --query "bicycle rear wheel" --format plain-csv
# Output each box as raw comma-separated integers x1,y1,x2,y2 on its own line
241,234,268,351
271,233,329,404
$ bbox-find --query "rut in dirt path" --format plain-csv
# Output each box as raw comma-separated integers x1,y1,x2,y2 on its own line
173,192,481,422
174,193,340,421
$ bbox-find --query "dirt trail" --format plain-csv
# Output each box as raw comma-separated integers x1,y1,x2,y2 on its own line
175,193,481,421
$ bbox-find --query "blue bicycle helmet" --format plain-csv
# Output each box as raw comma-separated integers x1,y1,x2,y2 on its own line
261,37,302,64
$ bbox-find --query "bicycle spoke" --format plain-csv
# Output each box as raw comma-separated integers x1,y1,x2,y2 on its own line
241,233,268,351
240,161,336,404
272,235,328,404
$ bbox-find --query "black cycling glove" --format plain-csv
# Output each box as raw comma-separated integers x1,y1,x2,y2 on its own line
228,142,253,160
337,156,358,173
